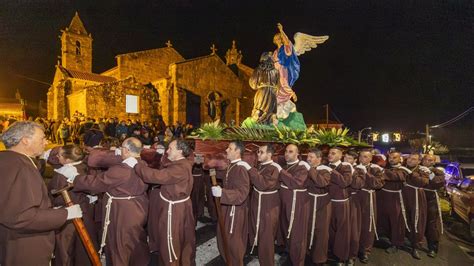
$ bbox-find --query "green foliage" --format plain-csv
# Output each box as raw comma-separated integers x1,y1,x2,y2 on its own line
192,120,225,140
192,122,368,147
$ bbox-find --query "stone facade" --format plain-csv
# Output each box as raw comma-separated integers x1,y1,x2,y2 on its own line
47,12,254,126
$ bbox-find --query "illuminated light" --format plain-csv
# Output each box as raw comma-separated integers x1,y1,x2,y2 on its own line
382,133,390,143
393,133,401,142
126,95,139,114
372,133,379,141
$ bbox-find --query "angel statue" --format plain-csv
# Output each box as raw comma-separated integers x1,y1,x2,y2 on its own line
273,23,329,124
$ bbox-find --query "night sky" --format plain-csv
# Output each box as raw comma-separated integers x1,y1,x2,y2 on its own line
0,0,472,132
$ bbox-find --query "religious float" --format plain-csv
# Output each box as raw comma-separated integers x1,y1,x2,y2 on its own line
189,23,369,165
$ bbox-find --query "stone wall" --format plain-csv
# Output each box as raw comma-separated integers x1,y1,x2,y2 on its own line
67,90,87,116
83,78,159,121
171,55,243,125
61,31,92,73
117,47,184,83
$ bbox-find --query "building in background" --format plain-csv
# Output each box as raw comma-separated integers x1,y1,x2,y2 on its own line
47,12,254,127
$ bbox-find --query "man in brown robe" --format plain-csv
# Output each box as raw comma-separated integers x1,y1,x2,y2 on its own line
307,148,332,265
135,139,196,265
278,144,310,266
422,154,446,258
326,147,354,265
403,153,430,259
211,141,250,266
0,121,82,266
69,137,150,266
191,155,206,223
377,151,411,254
48,145,98,266
343,150,365,265
356,150,384,264
83,146,124,245
247,143,281,265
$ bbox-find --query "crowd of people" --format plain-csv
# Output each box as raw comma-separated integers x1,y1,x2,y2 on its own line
0,120,446,266
0,114,194,147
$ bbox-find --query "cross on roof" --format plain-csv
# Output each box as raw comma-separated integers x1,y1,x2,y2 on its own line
210,44,217,55
165,40,173,47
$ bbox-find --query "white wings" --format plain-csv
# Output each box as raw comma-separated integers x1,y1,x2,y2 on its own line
293,32,329,56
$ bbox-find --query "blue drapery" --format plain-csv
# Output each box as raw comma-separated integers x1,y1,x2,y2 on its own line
277,45,301,87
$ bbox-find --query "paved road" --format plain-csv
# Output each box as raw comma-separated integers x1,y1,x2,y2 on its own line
157,217,474,265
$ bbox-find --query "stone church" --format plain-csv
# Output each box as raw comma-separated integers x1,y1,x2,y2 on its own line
47,12,254,126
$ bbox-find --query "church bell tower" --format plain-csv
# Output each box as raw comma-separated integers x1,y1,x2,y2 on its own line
60,12,92,73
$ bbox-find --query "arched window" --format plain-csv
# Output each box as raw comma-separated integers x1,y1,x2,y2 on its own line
75,41,81,55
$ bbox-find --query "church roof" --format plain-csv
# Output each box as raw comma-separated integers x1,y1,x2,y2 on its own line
116,46,183,60
67,12,88,35
59,66,116,83
174,54,215,65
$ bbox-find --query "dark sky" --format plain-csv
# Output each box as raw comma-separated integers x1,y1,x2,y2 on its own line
0,0,472,132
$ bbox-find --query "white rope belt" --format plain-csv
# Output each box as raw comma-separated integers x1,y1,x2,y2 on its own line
382,188,410,232
160,192,190,262
307,192,329,249
281,184,307,238
361,189,379,240
424,188,444,234
250,187,279,254
229,205,236,234
405,184,422,233
351,191,358,195
99,192,138,257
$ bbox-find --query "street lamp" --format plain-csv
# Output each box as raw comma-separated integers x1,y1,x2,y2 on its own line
358,127,372,143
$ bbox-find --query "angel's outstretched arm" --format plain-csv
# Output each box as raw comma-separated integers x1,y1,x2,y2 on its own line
277,23,291,47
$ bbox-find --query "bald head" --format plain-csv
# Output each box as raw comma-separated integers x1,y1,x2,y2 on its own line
121,137,143,159
285,144,299,163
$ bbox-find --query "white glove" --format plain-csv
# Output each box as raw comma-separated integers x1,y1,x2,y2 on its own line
419,166,431,174
316,165,333,172
66,204,83,220
54,165,79,182
86,195,98,204
237,161,251,171
122,157,138,168
211,186,222,197
156,145,165,154
143,145,151,149
429,172,435,180
114,148,122,156
356,164,367,173
41,149,52,161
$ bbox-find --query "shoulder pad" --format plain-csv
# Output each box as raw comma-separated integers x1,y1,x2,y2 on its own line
271,162,282,171
370,164,384,171
341,162,354,174
236,160,251,169
298,160,311,170
397,166,412,174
